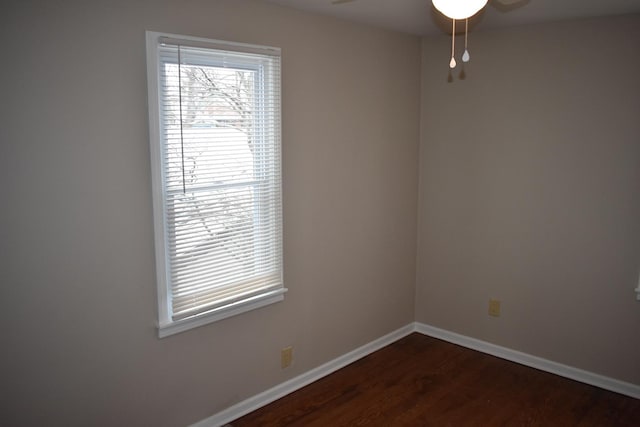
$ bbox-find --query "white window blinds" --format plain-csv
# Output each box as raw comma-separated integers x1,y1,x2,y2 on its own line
146,32,284,337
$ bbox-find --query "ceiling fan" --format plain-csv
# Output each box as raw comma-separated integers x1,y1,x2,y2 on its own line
331,0,530,69
331,0,529,10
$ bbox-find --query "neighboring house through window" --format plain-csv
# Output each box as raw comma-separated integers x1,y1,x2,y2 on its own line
146,32,284,337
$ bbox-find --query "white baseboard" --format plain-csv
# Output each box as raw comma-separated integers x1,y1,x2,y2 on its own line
415,322,640,399
191,324,415,427
192,322,639,427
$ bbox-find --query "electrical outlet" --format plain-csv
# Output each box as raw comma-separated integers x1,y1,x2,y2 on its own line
488,299,501,317
281,346,293,369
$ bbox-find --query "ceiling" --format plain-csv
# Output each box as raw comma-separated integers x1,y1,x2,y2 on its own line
262,0,640,36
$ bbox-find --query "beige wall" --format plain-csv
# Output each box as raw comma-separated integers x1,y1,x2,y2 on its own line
0,1,420,425
3,0,639,424
417,14,640,385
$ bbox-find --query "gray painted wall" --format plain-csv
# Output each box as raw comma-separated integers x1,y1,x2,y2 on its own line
0,1,420,425
417,14,640,385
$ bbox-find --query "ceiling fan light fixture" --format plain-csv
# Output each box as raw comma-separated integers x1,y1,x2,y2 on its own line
432,0,488,20
433,1,489,70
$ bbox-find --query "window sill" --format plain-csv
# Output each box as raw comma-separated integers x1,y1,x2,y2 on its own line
158,288,287,338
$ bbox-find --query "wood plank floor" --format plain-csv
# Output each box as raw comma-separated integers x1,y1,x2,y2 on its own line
231,333,640,426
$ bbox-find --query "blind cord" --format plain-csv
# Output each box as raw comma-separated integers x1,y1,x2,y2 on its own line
177,45,186,194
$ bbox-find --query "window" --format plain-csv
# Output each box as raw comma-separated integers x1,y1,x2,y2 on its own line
146,32,284,337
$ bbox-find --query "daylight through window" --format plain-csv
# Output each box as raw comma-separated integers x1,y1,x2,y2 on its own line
146,32,284,337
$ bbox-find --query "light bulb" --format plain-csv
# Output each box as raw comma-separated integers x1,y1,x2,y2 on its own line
432,0,488,20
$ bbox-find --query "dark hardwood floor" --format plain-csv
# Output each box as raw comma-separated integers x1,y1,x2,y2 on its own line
231,333,640,426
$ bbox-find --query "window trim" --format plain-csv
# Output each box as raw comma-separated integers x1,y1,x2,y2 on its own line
145,31,285,338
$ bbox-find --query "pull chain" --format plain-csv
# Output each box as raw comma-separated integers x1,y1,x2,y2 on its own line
462,18,470,62
449,19,456,68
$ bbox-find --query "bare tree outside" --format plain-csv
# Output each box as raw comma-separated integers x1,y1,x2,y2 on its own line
162,61,260,297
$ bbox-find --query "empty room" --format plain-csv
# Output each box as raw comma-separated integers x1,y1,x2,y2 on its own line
2,0,639,426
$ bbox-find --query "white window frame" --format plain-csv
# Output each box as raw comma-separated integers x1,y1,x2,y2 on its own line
146,31,285,338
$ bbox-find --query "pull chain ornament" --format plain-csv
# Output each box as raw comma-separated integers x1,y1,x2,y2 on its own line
462,18,470,62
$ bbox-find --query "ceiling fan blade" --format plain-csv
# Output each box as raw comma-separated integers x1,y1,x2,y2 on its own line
491,0,531,12
332,0,357,5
